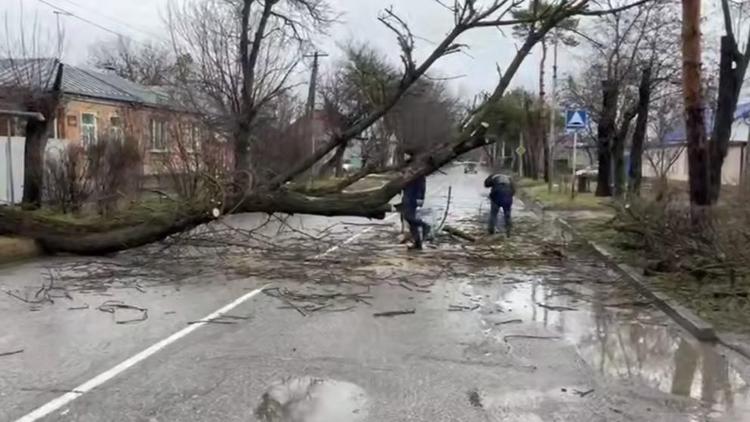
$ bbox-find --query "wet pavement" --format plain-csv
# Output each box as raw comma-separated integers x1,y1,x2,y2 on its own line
0,166,749,422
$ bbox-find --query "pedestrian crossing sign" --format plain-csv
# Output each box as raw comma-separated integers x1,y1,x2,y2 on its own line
566,110,588,130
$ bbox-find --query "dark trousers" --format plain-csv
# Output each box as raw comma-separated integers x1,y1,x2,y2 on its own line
403,205,429,245
489,200,512,234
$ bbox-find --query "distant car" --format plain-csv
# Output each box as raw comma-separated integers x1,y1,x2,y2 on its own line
464,163,478,174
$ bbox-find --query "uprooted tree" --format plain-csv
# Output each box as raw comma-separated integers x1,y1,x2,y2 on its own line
0,0,653,255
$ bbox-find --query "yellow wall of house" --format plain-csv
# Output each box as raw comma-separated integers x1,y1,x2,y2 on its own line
59,99,147,143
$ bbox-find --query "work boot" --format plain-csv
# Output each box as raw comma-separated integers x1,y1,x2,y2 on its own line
407,242,423,251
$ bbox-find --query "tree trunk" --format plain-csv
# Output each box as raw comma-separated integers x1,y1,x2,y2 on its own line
22,67,63,208
233,122,252,191
708,36,741,203
613,107,637,197
22,119,50,208
2,28,553,256
628,67,652,196
682,0,710,206
596,79,618,197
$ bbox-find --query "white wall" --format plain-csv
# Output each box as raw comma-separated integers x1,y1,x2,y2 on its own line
0,137,67,204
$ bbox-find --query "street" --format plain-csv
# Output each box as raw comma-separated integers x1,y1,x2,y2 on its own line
1,166,749,422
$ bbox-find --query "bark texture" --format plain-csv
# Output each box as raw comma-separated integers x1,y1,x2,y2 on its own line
596,79,618,197
628,66,652,195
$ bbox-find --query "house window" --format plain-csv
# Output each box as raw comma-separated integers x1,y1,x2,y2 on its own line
150,119,167,151
81,113,97,145
110,115,123,143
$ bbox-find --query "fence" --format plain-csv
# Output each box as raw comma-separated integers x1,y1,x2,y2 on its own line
0,137,67,204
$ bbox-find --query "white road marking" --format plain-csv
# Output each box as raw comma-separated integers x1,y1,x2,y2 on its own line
15,212,402,422
311,213,399,260
14,285,268,422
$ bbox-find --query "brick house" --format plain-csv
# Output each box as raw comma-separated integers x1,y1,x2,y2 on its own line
0,58,227,179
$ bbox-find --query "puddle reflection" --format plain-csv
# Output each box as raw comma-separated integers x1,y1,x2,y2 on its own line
480,268,750,420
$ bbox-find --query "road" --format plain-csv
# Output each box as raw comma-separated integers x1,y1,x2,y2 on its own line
1,165,749,422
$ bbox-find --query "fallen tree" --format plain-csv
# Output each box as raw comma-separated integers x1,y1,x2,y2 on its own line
0,0,653,255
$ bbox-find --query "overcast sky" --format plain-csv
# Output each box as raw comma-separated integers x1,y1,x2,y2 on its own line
1,0,728,101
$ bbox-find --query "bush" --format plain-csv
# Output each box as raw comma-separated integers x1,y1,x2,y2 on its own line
44,137,143,215
613,198,750,286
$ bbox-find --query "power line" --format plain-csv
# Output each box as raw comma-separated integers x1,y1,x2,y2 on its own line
36,0,135,40
53,0,163,39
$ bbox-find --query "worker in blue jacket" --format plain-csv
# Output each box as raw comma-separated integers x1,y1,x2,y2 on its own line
401,152,431,250
485,172,515,236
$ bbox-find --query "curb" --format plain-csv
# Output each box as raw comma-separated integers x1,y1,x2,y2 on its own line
555,218,717,342
0,236,42,265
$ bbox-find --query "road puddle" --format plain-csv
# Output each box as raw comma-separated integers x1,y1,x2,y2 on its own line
469,264,750,420
255,377,368,422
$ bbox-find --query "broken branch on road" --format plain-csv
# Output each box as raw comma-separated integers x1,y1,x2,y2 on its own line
536,302,578,312
373,309,416,317
97,300,148,324
0,349,24,357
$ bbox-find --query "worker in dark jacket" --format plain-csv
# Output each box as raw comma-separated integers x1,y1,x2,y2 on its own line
401,154,431,250
485,172,516,236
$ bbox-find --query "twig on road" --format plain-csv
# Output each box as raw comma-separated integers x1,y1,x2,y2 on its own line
20,387,84,394
443,225,477,242
495,319,523,325
67,304,89,311
536,303,578,312
574,388,595,397
373,309,416,317
448,304,480,312
0,349,24,357
503,335,561,342
97,300,149,324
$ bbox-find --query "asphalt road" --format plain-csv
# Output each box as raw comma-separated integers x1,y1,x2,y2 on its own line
1,166,749,422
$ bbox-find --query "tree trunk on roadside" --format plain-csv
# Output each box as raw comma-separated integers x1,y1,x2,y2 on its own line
708,36,742,203
21,65,63,209
596,79,618,197
682,0,710,206
613,107,637,198
22,119,50,208
628,67,652,196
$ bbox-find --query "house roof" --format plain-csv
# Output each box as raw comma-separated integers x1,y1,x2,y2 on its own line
0,58,168,106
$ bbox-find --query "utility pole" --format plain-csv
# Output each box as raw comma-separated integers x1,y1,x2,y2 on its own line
548,33,559,194
303,51,328,181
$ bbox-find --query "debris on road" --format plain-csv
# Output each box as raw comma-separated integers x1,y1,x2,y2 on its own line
448,304,480,312
503,335,561,342
536,302,578,312
0,349,24,357
187,314,251,325
97,300,148,324
67,304,89,311
373,309,416,317
263,287,372,316
443,225,477,242
467,389,483,408
495,319,523,325
575,388,595,397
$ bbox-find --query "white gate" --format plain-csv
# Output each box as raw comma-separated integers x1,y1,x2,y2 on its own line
0,137,67,204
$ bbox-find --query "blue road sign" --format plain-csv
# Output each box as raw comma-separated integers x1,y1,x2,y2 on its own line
566,110,588,130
